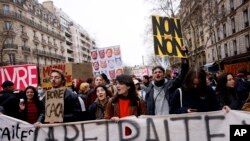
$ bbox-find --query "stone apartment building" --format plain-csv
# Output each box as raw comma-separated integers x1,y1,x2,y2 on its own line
179,0,250,73
0,0,96,66
53,7,96,63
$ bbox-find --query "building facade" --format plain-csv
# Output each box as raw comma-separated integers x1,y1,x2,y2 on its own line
0,0,65,66
0,0,96,66
179,0,250,73
43,1,96,63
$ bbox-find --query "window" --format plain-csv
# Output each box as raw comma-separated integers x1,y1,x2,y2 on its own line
20,25,24,32
244,9,249,27
221,5,225,17
242,0,247,4
230,0,234,11
231,18,235,34
3,5,9,13
9,54,16,65
18,10,22,17
223,24,227,38
189,38,192,46
33,31,36,37
200,31,204,42
23,40,26,46
212,49,215,60
4,38,13,45
245,34,250,49
4,21,12,30
24,55,28,63
233,40,237,55
218,46,221,59
224,43,228,57
217,28,220,41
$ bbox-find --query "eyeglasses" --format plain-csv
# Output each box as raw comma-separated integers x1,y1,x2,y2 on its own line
50,76,61,80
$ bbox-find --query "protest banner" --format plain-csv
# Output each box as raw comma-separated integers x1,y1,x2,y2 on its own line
152,16,186,58
44,87,66,123
40,63,92,89
90,46,123,79
1,110,250,141
0,64,38,90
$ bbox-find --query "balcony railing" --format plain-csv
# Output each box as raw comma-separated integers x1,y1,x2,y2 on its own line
3,44,18,50
21,46,31,52
2,28,16,36
0,9,65,41
33,49,65,60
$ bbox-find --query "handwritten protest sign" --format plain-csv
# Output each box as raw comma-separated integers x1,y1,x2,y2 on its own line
41,63,92,89
152,16,186,58
1,110,250,141
45,87,66,123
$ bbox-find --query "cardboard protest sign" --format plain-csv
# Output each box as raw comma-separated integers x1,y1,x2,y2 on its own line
152,16,186,58
0,64,38,90
1,110,250,141
40,63,92,89
44,87,66,123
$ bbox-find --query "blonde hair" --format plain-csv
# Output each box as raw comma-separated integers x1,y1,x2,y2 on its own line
79,82,90,94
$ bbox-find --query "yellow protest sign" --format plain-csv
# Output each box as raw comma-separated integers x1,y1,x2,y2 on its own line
152,16,187,58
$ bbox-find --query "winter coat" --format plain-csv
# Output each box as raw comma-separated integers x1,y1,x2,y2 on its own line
145,61,189,115
170,86,219,114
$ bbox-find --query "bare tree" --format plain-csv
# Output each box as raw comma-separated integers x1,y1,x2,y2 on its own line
144,0,181,68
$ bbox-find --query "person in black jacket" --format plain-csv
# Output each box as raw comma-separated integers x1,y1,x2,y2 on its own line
216,73,242,110
170,68,219,114
145,58,189,115
37,69,82,126
0,80,21,119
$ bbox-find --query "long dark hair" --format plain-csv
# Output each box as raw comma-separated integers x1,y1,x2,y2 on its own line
182,68,208,96
112,74,139,106
23,86,41,112
215,73,235,98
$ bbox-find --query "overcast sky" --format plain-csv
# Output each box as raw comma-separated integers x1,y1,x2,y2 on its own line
38,0,154,66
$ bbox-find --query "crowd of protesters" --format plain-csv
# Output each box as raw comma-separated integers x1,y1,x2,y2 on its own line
0,60,250,128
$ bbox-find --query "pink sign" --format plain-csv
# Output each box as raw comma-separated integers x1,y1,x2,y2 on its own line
0,64,38,90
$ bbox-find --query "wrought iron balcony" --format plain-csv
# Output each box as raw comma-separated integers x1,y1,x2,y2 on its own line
3,44,18,50
0,9,65,41
21,46,31,53
2,28,16,37
32,48,66,60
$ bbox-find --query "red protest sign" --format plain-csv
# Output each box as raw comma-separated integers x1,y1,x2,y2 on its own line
0,64,38,90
